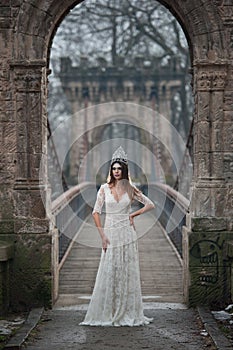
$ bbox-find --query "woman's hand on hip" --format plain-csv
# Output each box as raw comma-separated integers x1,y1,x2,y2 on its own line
129,214,136,230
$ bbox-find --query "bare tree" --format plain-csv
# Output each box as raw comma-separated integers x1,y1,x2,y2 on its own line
51,0,189,67
50,0,192,135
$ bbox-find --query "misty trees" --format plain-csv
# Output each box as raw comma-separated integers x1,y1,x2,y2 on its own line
49,0,192,136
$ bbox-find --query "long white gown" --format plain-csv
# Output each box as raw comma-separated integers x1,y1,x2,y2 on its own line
80,183,154,326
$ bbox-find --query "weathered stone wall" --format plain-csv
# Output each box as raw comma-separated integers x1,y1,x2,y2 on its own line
187,1,233,305
0,0,232,309
0,1,52,311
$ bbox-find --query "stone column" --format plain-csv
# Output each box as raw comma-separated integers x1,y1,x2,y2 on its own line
185,61,233,305
6,60,53,310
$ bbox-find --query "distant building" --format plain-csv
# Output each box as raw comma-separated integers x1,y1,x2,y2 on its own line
59,56,187,184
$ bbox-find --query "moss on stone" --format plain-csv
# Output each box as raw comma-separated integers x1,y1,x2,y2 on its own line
188,231,232,306
6,234,52,311
34,277,52,308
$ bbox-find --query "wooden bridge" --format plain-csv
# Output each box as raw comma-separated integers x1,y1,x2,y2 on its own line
55,212,183,307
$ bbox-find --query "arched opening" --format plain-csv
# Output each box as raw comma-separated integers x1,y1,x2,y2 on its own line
47,0,194,306
48,0,194,186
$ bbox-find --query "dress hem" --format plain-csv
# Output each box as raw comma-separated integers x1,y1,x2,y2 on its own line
79,317,153,327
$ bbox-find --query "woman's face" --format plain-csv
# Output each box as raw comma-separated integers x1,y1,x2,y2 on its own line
111,162,122,180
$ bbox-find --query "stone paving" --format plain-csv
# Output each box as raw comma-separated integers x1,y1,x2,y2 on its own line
23,304,215,350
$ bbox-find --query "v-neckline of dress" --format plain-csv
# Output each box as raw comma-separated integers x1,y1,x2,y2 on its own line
107,185,128,203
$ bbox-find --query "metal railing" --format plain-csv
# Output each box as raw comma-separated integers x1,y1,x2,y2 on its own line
142,183,189,258
51,182,96,264
52,181,189,267
174,119,193,194
47,121,69,200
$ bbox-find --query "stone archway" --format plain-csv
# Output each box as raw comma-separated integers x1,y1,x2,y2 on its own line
1,1,232,310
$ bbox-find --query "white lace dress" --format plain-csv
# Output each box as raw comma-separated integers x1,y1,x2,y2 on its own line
80,183,154,327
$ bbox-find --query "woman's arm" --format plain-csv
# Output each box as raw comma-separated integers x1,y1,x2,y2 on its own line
129,190,155,227
92,212,110,252
92,185,110,252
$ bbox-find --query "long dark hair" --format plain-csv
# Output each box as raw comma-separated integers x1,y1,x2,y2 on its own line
108,161,140,200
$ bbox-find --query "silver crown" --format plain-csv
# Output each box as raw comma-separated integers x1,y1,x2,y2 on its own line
111,146,128,165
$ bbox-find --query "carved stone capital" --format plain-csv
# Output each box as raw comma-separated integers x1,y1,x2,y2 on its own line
195,63,228,91
10,60,46,92
218,3,233,24
13,178,42,190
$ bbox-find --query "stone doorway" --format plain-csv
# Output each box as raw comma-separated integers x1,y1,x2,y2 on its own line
1,1,232,310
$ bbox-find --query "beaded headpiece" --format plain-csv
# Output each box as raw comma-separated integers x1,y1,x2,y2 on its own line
111,146,128,165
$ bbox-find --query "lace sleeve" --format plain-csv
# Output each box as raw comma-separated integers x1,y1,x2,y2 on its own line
92,185,105,214
133,190,155,207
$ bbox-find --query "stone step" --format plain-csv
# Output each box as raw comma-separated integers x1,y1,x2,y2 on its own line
60,266,181,273
59,289,183,296
59,272,182,279
55,293,184,306
60,276,182,283
62,257,180,263
59,280,182,287
59,282,183,293
59,288,183,295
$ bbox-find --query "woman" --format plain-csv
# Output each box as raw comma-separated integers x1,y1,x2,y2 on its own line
80,146,155,326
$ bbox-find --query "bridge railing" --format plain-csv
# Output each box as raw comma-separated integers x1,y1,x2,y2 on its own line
174,118,193,196
52,182,189,267
47,120,69,200
51,182,96,266
142,183,189,258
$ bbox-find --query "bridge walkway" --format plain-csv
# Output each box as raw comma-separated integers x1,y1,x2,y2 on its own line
56,212,183,306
